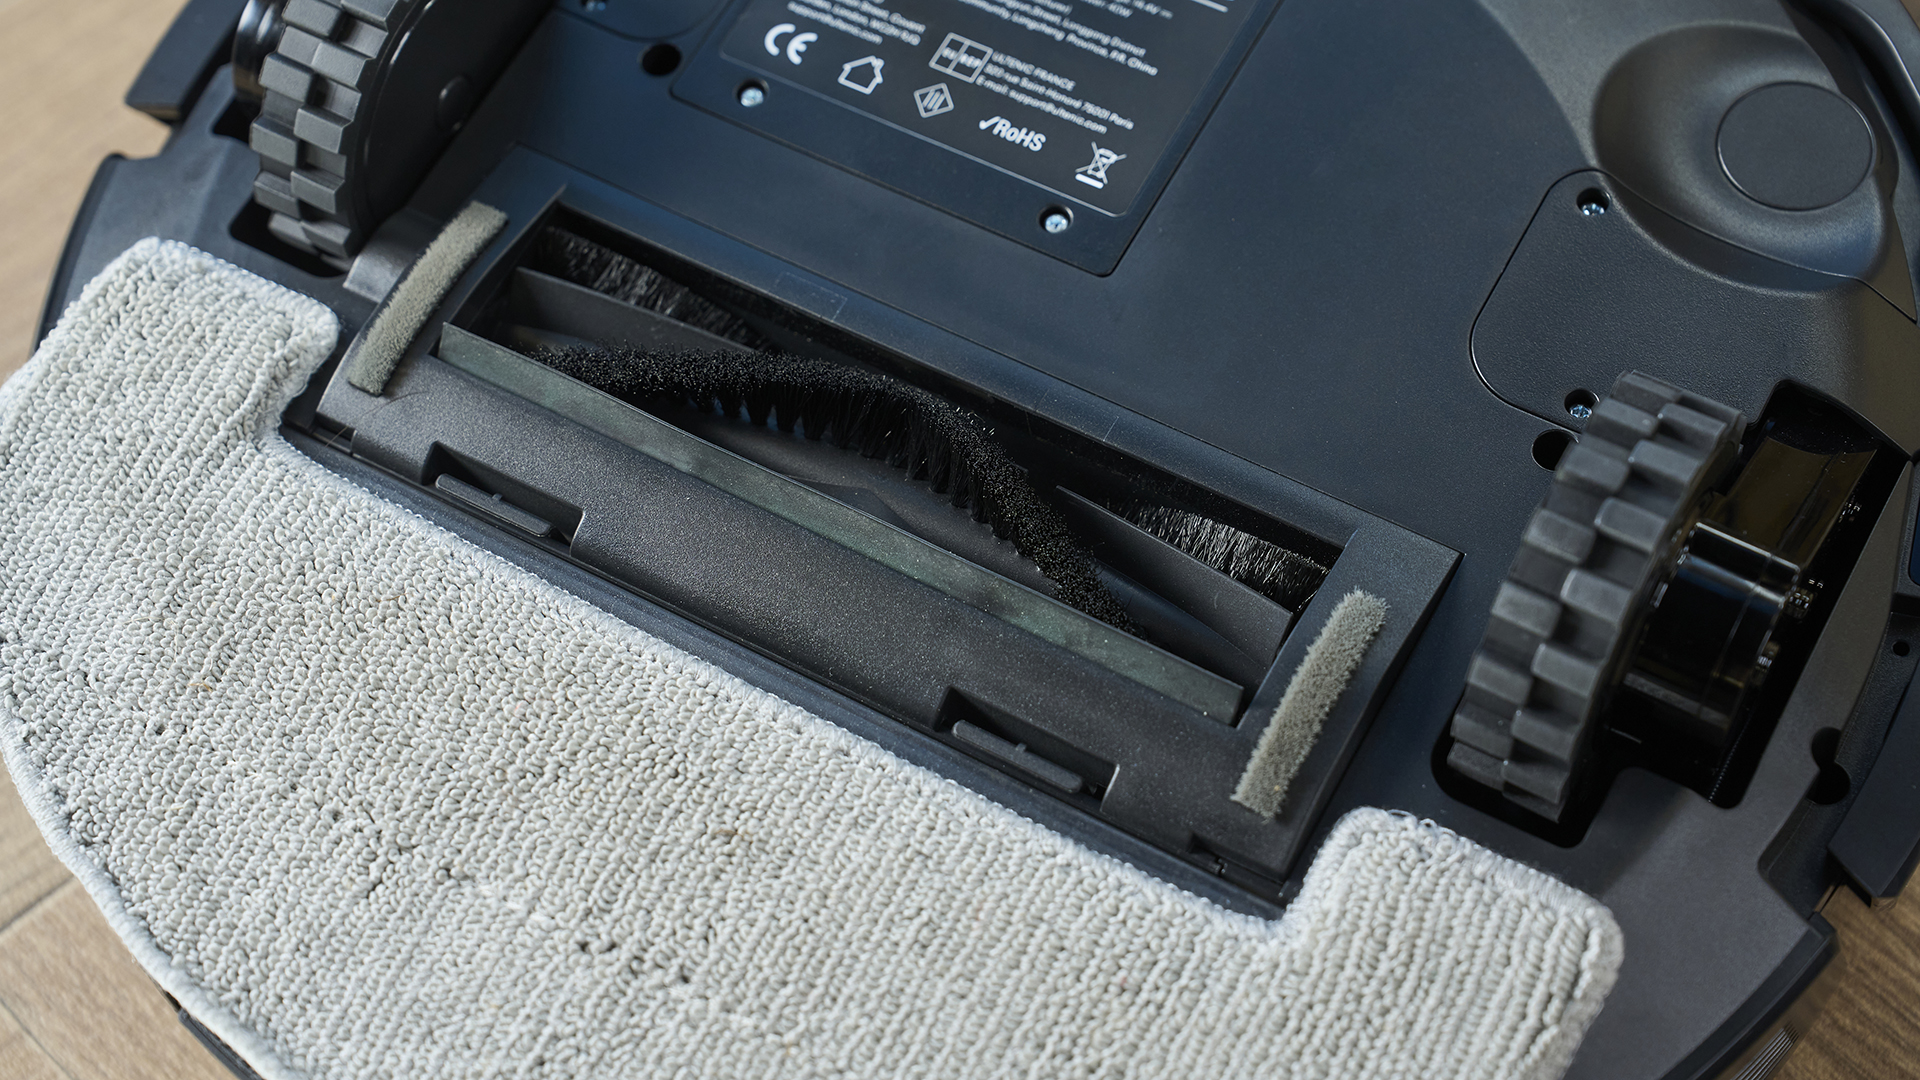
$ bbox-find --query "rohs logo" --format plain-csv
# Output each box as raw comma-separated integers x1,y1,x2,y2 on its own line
978,116,1048,152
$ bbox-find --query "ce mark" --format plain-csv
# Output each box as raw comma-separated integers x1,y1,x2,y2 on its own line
764,23,818,65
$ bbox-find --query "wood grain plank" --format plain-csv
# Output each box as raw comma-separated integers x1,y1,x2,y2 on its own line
0,885,230,1080
0,0,176,380
0,764,68,933
0,1001,72,1080
1778,889,1920,1080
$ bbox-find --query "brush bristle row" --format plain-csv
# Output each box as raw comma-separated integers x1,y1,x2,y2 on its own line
531,228,770,349
1123,504,1329,612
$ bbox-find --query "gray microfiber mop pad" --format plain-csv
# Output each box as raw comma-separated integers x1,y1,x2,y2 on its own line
0,239,1623,1080
345,200,507,394
1234,589,1390,817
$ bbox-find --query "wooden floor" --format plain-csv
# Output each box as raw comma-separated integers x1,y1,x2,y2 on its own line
0,0,1916,1076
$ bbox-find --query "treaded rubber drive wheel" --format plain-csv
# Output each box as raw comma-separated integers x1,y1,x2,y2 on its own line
1447,372,1744,821
243,0,544,261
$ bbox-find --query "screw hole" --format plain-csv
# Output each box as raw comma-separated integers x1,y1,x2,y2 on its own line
1808,727,1851,805
641,43,681,76
1532,429,1575,470
1896,640,1911,657
1564,388,1597,421
1577,188,1610,216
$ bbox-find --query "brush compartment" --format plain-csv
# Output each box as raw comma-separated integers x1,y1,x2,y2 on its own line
305,188,1455,901
476,215,1330,680
435,322,1243,720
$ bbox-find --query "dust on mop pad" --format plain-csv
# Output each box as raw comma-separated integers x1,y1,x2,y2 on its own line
0,238,1621,1080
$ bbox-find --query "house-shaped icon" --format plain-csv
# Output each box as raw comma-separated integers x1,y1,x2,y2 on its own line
838,56,885,95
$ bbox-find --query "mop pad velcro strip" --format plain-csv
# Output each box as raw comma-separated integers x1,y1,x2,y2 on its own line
345,200,509,394
1234,588,1389,816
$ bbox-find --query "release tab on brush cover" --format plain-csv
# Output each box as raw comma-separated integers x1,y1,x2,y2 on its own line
952,720,1086,793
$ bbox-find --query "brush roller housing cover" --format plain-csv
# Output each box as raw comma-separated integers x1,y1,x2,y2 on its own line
537,345,1135,627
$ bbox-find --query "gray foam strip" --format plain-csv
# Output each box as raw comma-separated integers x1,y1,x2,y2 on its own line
344,200,509,395
1233,588,1389,817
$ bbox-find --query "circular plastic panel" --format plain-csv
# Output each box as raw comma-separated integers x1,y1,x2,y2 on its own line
1717,82,1873,211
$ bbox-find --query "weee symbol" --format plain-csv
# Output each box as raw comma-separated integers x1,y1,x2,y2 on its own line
1075,143,1127,189
763,23,818,65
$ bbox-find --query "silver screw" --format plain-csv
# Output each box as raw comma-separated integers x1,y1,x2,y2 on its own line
738,85,766,107
1042,210,1071,234
1568,402,1592,420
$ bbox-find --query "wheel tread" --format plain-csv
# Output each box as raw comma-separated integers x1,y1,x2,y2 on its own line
1447,371,1744,820
248,0,418,258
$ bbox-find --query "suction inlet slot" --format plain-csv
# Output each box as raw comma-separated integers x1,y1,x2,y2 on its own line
1057,490,1296,690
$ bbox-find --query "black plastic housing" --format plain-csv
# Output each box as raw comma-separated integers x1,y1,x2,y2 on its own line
44,0,1920,1075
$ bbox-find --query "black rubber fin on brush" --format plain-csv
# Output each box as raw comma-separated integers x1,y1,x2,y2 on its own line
537,346,1136,631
